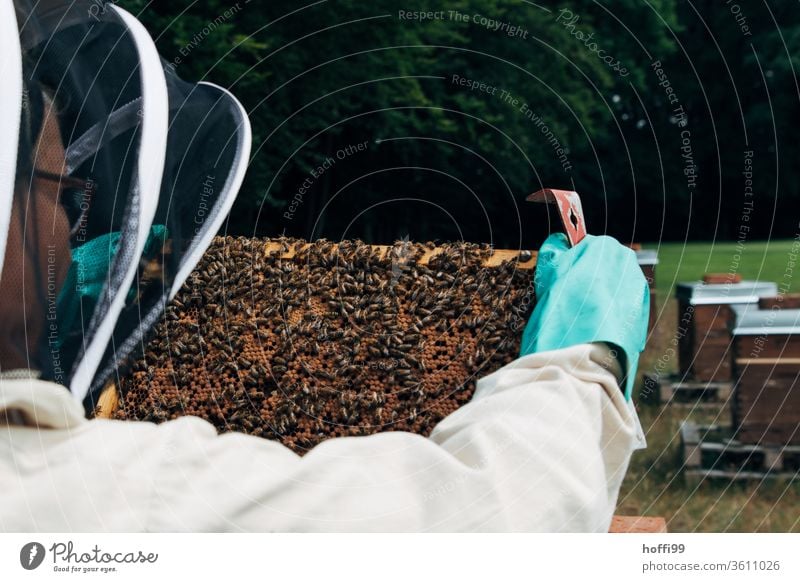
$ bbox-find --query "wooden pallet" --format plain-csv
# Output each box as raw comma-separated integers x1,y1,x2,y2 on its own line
641,373,732,406
680,421,800,484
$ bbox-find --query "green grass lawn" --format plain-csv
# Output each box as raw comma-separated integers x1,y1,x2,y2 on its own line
621,239,800,532
646,239,799,299
618,405,800,532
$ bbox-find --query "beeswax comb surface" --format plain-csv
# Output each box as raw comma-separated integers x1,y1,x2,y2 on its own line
111,237,536,454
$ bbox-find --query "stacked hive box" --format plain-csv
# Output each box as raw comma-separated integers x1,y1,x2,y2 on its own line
730,299,800,445
675,279,778,382
108,237,537,454
636,249,658,333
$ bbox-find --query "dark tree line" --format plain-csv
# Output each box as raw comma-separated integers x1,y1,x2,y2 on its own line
120,0,800,246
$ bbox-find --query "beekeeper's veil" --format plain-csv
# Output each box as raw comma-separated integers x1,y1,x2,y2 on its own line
0,0,251,409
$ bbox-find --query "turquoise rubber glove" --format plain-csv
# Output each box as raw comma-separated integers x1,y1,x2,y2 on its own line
56,225,168,349
520,233,649,400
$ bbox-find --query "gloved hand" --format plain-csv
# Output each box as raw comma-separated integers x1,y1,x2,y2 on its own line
520,233,649,400
56,225,168,349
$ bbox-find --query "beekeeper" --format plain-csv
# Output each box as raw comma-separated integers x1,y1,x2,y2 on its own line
0,0,648,532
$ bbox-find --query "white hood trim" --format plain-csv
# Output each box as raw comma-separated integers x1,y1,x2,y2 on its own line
69,5,168,403
0,0,24,280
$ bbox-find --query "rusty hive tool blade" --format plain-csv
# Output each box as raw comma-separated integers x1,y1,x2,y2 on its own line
527,188,587,247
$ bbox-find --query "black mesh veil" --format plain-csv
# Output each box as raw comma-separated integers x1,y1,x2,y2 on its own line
1,0,251,410
90,74,251,408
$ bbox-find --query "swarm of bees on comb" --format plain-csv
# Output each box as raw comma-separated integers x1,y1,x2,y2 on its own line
109,236,536,454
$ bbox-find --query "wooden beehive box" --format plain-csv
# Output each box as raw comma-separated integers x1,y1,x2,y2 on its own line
675,277,778,382
101,237,538,454
731,300,800,445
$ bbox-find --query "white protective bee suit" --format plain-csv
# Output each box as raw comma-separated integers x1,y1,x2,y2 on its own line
1,343,643,532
